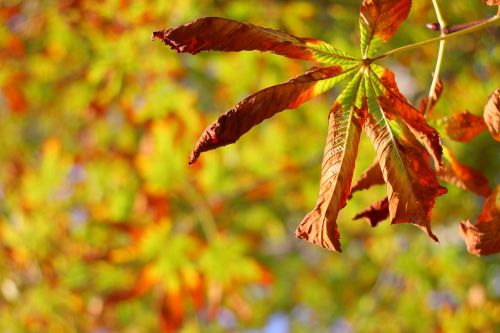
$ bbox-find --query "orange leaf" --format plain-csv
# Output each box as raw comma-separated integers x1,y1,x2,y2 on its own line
153,17,330,61
353,197,389,227
295,74,365,251
189,65,349,164
359,0,412,57
437,147,491,197
483,89,500,141
350,160,384,197
365,76,447,242
435,111,486,142
376,69,443,166
460,185,500,256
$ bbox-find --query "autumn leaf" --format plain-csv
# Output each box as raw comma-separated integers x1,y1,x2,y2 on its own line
374,68,443,166
460,185,500,256
153,17,357,66
483,89,500,141
353,197,389,227
432,111,486,142
359,0,412,57
364,70,446,241
437,147,491,197
295,73,365,251
188,65,355,164
482,0,500,6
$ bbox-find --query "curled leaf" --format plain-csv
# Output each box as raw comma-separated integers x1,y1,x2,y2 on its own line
296,74,365,252
433,111,486,142
189,65,352,164
153,17,355,65
460,185,500,256
483,88,500,141
359,0,412,57
350,160,384,196
353,197,389,227
438,147,491,197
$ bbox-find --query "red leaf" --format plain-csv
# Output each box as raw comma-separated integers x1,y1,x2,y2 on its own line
482,0,500,5
435,111,486,142
437,147,491,197
189,65,348,164
359,0,412,57
295,75,365,251
483,89,500,142
350,160,384,197
153,17,328,61
376,69,443,166
460,185,500,256
353,197,389,227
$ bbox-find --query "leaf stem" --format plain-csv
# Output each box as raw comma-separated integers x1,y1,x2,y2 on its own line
374,15,500,61
425,0,447,115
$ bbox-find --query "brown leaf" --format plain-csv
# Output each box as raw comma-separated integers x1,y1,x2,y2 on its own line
350,160,384,197
360,0,412,56
437,147,491,197
153,17,327,61
435,111,486,142
353,197,389,227
483,89,500,141
460,185,500,256
365,76,447,242
377,69,443,166
418,77,443,115
295,75,365,251
189,65,347,164
482,0,500,5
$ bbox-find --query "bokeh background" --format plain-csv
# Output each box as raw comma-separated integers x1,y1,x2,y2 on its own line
0,0,499,332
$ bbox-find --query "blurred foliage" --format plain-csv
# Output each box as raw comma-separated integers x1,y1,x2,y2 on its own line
0,0,499,332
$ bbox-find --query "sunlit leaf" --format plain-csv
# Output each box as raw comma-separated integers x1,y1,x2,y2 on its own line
153,17,357,66
189,65,355,164
359,0,412,57
437,147,490,197
364,70,446,241
374,68,443,166
432,111,486,142
460,185,500,256
483,88,500,141
295,73,365,252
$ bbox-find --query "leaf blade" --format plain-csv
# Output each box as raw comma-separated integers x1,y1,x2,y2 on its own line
483,89,500,142
189,66,357,164
364,73,446,241
153,17,356,65
359,0,412,57
460,185,500,256
295,73,365,251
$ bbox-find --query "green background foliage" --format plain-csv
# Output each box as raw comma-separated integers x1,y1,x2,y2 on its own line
0,0,499,332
